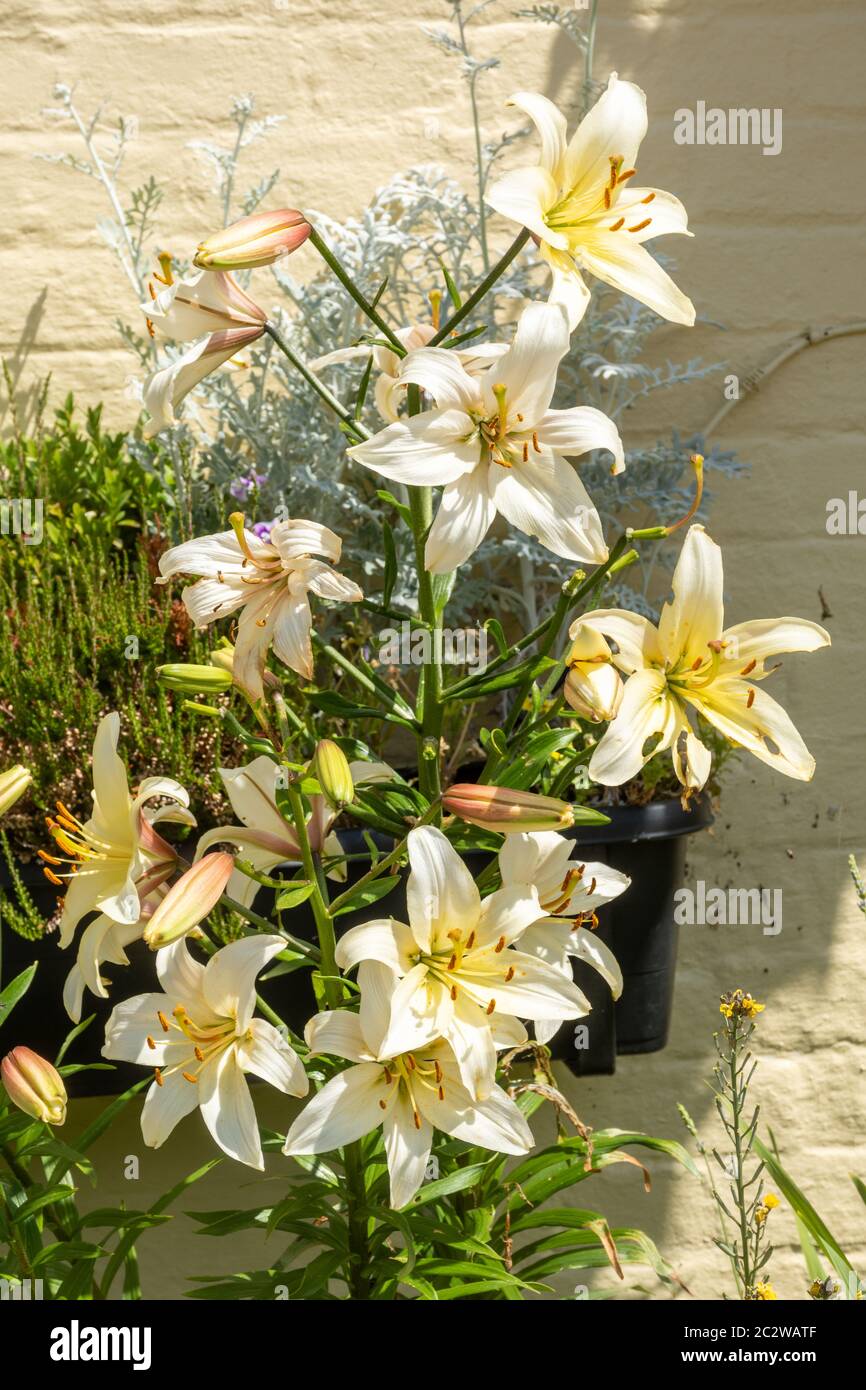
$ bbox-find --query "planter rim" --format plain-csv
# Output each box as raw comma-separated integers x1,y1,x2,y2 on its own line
569,792,714,846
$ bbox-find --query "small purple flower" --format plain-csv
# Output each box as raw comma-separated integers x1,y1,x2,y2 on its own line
229,473,268,501
252,520,274,542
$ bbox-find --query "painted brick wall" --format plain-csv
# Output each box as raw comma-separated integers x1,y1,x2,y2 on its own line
2,0,864,1299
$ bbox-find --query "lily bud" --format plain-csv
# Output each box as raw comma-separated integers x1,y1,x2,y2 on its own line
314,740,354,809
157,663,233,694
143,853,235,949
564,624,623,723
0,765,32,818
2,1047,67,1125
209,644,282,693
443,784,574,833
194,208,311,271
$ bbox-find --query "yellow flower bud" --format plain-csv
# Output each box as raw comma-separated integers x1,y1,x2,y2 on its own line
1,1046,67,1125
314,740,354,808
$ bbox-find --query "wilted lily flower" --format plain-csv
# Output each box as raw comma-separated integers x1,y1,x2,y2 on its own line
582,526,831,790
142,326,265,438
193,208,310,270
335,826,586,1100
157,514,363,699
102,936,308,1169
348,302,622,572
487,76,695,330
2,1047,67,1126
284,962,533,1208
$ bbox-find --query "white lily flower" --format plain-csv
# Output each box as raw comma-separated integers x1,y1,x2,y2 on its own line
581,525,831,790
486,77,695,330
347,302,622,573
498,830,628,1045
102,935,308,1169
157,514,363,699
193,755,395,905
142,268,267,342
334,826,587,1101
42,713,192,951
284,962,533,1208
142,326,265,439
312,323,508,423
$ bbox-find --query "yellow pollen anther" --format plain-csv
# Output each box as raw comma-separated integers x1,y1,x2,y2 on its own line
532,431,540,452
494,936,506,953
154,1068,164,1087
438,1086,445,1100
434,1061,442,1083
486,999,496,1016
182,1071,198,1084
146,1036,156,1050
504,967,515,983
617,168,637,183
741,659,757,675
746,688,756,709
450,985,458,1001
588,877,597,895
158,1011,170,1032
413,1109,422,1130
603,186,611,210
465,932,475,950
383,1066,393,1084
628,218,652,233
641,191,656,203
194,1046,205,1062
609,217,625,231
255,618,267,628
522,441,529,463
378,1098,387,1110
447,953,457,971
43,868,63,885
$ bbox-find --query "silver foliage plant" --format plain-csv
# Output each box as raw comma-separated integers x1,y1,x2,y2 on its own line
41,3,743,624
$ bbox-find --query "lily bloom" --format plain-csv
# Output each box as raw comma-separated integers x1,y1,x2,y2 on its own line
142,326,265,439
347,302,622,572
142,268,267,342
284,962,533,1208
312,323,507,424
42,713,192,952
498,831,629,1044
157,514,363,699
334,826,587,1100
193,754,396,906
486,77,695,330
193,208,310,271
102,935,308,1169
581,526,831,789
0,765,31,818
2,1047,67,1126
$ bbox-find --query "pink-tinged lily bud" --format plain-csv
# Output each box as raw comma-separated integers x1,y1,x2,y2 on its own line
194,208,311,271
2,1047,67,1125
0,765,32,818
314,740,354,809
443,784,574,833
564,624,623,723
143,852,235,950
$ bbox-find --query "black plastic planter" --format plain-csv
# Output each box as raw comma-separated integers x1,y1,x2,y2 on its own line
549,795,714,1077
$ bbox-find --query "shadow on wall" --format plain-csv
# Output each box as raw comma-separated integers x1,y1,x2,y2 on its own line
1,287,49,434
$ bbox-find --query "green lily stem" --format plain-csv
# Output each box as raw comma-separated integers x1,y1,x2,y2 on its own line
264,321,369,442
429,229,530,345
221,895,321,963
307,225,406,356
405,386,444,805
328,799,442,914
283,784,342,1011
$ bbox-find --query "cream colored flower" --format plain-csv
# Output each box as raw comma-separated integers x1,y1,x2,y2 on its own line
564,622,624,722
284,962,532,1208
347,302,622,572
486,77,695,330
103,935,308,1169
157,514,363,699
582,526,831,790
335,826,586,1100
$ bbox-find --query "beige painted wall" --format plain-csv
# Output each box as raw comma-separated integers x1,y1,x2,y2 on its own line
3,0,865,1299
